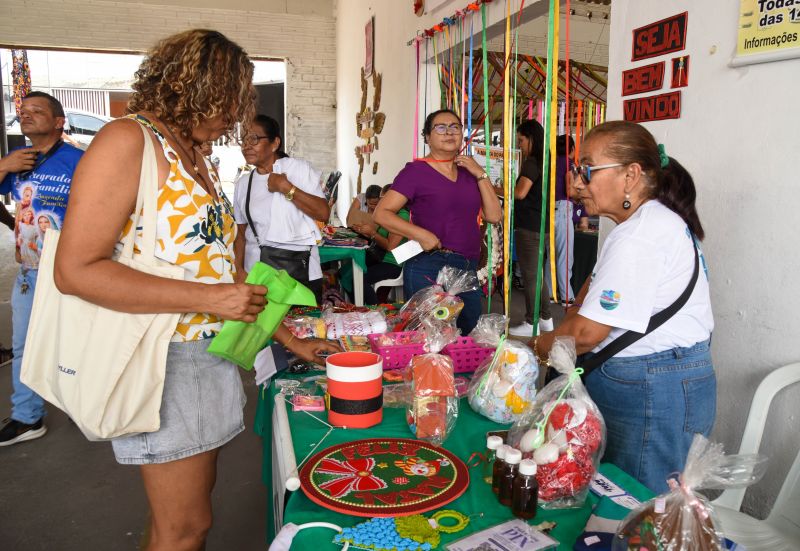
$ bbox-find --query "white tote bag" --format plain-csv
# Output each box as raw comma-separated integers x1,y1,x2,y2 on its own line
21,123,185,441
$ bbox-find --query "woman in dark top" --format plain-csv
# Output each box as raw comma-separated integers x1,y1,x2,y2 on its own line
509,119,554,337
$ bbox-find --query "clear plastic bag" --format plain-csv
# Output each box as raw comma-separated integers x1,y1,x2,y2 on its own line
613,434,768,551
395,266,479,333
467,336,539,424
322,309,387,338
405,353,458,447
282,316,327,339
468,313,508,347
506,337,606,508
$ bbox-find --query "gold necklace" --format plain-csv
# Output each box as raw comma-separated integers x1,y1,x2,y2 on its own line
163,123,214,196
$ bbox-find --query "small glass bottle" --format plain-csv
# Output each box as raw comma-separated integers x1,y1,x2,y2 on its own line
491,444,509,495
512,459,539,520
498,448,522,506
483,435,504,484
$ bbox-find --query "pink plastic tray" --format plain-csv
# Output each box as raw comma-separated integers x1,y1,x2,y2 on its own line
367,331,426,370
442,336,496,373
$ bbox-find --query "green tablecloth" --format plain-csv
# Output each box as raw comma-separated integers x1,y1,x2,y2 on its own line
256,377,654,549
319,245,368,273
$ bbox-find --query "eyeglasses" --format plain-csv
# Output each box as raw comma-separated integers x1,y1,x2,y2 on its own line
571,163,624,183
431,123,463,135
238,135,270,147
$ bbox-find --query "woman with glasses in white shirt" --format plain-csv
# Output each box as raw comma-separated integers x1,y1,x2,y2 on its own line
529,121,715,493
232,115,330,301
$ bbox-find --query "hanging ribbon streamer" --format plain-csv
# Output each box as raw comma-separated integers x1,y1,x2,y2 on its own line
467,13,474,154
564,0,572,305
414,40,421,159
502,0,512,318
547,0,560,304
574,99,583,163
481,2,494,312
533,0,558,330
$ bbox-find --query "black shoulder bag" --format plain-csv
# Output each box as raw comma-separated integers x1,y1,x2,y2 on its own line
579,240,700,377
245,171,311,284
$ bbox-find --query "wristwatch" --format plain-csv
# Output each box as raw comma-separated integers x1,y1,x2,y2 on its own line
477,171,490,181
285,185,297,201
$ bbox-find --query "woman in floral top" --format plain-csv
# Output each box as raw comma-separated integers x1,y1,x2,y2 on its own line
55,30,338,550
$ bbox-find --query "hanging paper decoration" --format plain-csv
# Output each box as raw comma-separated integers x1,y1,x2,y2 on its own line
11,49,32,118
414,0,425,16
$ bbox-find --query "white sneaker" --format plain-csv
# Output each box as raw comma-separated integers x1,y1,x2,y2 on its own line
539,318,554,332
509,322,536,337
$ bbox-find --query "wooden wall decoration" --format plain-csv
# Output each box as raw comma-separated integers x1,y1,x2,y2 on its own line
355,69,386,193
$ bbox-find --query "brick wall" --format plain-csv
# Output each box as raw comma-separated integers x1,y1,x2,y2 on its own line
0,0,337,170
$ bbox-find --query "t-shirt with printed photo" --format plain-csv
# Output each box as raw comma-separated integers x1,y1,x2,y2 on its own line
0,142,84,269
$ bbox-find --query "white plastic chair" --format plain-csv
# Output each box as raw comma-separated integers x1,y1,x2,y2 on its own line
712,362,800,550
373,270,404,302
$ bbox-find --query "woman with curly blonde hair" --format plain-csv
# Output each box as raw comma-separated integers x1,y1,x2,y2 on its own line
54,29,338,550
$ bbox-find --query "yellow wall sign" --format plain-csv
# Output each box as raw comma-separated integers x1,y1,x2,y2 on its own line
738,0,800,57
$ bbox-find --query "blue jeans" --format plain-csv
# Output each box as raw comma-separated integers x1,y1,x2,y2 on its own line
584,339,716,493
10,268,46,424
403,251,482,334
554,200,574,301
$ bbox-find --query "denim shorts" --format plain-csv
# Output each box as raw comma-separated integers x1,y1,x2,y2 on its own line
112,339,246,465
583,339,716,493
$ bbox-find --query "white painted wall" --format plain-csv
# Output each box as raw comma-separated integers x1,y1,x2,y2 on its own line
607,0,800,517
0,0,336,170
335,0,552,219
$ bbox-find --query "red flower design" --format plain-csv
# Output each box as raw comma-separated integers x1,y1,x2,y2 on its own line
316,458,388,498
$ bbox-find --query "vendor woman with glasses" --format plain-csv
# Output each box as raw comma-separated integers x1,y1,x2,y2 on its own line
232,115,330,301
529,120,715,493
374,109,502,333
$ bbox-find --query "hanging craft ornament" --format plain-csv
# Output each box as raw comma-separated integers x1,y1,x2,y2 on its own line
299,438,469,517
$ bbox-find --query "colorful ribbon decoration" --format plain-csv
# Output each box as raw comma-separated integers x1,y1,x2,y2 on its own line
532,0,558,331
409,0,611,321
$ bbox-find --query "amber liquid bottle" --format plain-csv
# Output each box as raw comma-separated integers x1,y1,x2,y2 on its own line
511,459,539,519
491,444,509,495
483,435,504,484
498,448,522,506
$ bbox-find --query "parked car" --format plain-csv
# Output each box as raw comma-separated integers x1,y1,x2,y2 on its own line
6,108,111,149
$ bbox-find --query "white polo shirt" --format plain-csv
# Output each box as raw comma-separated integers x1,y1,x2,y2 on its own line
233,162,325,279
579,200,713,357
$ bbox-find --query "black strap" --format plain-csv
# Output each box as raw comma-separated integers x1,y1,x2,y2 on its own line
328,394,383,416
580,239,700,376
18,139,64,180
244,171,260,244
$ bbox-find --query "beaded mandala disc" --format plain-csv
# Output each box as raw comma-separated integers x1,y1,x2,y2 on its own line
299,438,469,516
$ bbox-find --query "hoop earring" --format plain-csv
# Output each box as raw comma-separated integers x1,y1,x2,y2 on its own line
622,193,631,210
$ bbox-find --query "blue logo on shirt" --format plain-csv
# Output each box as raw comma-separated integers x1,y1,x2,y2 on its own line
599,290,621,310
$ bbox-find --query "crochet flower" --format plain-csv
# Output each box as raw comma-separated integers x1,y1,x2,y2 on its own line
316,458,388,498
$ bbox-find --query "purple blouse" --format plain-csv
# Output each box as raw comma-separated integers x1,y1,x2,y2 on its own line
391,161,482,260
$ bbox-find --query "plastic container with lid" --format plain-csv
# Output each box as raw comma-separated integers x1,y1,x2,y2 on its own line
483,435,504,484
491,444,510,495
512,459,539,519
498,447,522,506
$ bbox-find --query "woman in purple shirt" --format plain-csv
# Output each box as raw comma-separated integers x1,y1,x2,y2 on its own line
374,109,502,333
